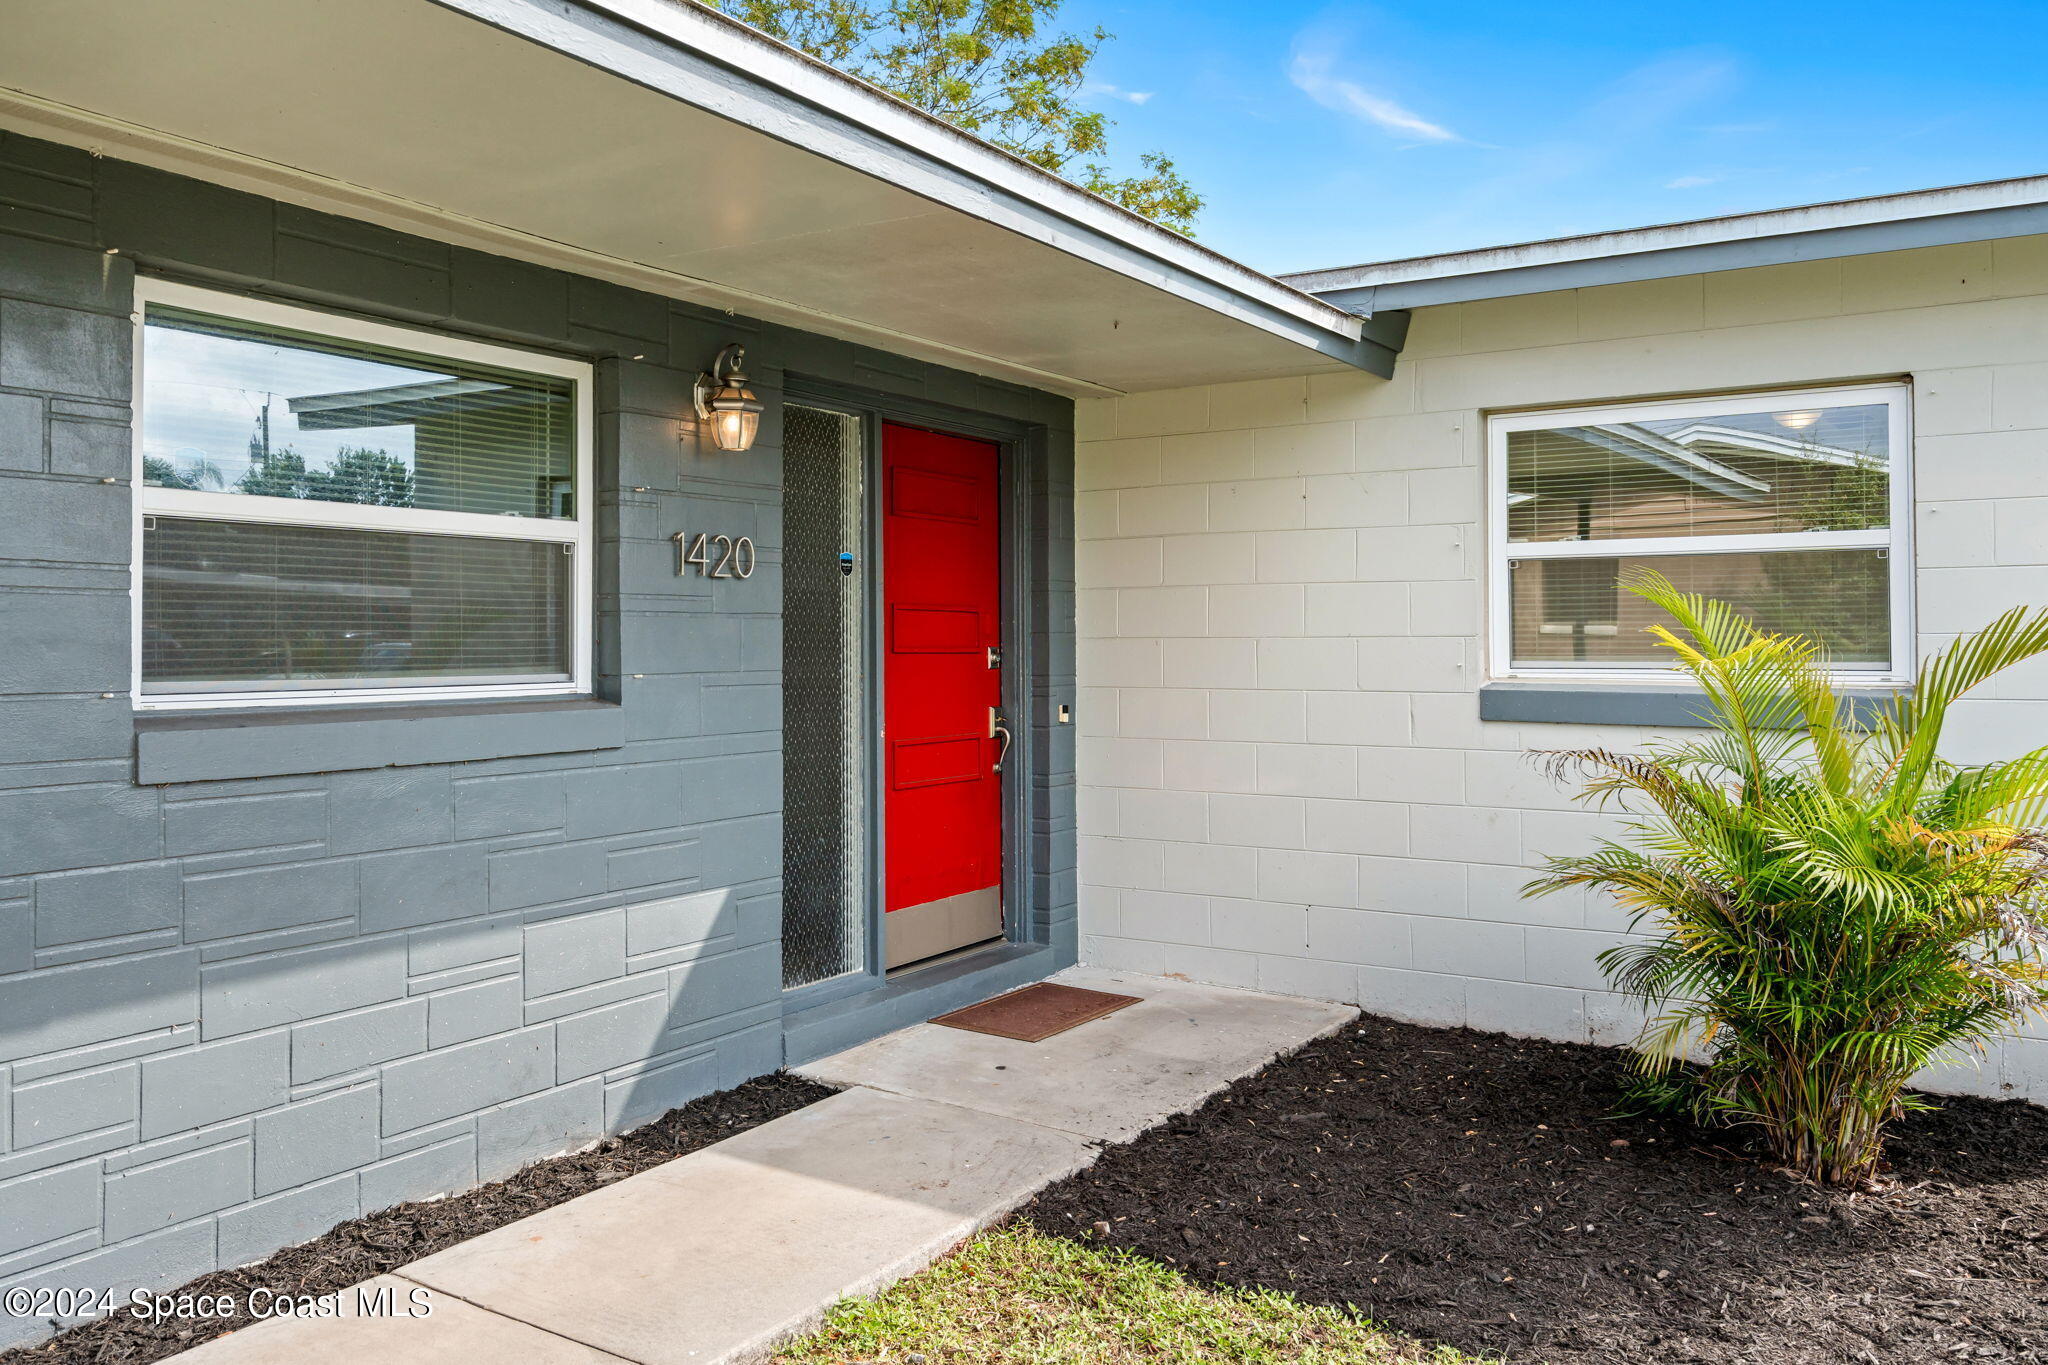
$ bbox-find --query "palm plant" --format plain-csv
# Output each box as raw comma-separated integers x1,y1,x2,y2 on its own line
1527,569,2048,1186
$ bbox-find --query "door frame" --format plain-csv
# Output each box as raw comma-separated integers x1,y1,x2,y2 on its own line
779,379,1042,1015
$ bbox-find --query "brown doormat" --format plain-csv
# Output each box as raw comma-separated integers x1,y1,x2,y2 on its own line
930,981,1142,1042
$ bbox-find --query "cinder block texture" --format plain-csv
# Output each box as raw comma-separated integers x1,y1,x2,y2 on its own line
1076,243,2048,1107
0,130,1076,1350
139,1032,289,1138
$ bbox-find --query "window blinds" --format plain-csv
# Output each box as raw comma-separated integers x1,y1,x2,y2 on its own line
142,518,573,693
1493,389,1905,677
136,286,587,703
1506,404,1891,545
1509,548,1891,669
141,306,574,520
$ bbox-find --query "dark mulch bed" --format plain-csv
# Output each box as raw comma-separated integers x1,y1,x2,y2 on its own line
3,1072,834,1365
1023,1016,2048,1365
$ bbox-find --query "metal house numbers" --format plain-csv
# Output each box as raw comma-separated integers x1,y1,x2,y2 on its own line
673,530,755,580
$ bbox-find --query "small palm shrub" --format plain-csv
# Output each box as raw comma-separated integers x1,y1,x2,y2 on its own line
1528,570,2048,1187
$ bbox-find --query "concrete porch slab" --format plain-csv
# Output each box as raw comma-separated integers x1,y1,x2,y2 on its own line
175,968,1353,1365
796,966,1357,1140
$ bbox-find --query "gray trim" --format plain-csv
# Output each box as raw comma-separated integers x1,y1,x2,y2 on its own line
1307,201,2048,311
1481,682,1905,729
781,941,1062,1065
997,409,1037,958
770,391,888,1013
1356,309,1412,352
134,698,626,784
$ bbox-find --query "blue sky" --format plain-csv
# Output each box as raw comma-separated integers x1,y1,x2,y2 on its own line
1064,1,2048,273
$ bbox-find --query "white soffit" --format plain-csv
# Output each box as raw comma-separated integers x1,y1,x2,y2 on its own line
0,0,1378,395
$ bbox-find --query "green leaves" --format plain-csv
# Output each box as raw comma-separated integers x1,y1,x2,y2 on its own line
1082,153,1204,238
1885,605,2048,806
1529,579,2048,1185
717,0,1204,232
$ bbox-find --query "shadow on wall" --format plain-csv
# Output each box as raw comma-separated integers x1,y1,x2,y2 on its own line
0,880,784,1346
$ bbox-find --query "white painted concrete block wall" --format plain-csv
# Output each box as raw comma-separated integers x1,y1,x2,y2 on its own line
1074,240,2048,1101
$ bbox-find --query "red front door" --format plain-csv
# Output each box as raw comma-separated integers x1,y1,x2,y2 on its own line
881,423,1005,969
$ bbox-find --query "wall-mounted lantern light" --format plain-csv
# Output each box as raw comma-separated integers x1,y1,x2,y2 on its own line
693,343,764,452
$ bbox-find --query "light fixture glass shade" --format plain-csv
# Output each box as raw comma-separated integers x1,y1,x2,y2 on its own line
707,386,762,452
694,344,765,452
1774,409,1822,430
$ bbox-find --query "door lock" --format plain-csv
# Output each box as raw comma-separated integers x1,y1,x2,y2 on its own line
986,645,1002,669
989,707,1013,773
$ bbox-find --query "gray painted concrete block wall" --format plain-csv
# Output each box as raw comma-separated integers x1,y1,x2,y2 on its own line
0,130,1074,1343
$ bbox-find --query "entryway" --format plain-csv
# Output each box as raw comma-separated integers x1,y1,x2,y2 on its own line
780,406,1011,992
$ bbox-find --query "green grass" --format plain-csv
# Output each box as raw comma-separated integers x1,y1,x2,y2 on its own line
775,1224,1487,1365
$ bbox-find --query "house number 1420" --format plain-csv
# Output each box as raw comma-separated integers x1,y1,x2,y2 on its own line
673,532,755,579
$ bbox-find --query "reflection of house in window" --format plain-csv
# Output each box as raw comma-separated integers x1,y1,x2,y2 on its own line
1494,391,1903,675
138,282,591,706
1508,418,1880,544
288,376,574,518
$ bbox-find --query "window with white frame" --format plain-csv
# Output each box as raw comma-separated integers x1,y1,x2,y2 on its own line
134,280,593,709
1488,383,1911,681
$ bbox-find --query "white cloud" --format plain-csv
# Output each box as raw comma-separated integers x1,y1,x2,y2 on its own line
1087,82,1154,106
1288,49,1461,144
1665,174,1718,189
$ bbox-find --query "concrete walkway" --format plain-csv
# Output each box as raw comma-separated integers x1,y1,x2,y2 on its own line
181,967,1353,1364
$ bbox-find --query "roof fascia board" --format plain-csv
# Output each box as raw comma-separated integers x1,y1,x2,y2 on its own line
433,0,1390,373
1295,198,2048,313
1355,308,1411,351
1288,174,2048,291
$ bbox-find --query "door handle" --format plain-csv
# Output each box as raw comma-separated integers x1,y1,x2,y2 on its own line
989,707,1013,774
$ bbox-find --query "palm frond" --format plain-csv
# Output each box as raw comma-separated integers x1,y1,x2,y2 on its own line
1522,581,2048,1185
1889,606,2048,803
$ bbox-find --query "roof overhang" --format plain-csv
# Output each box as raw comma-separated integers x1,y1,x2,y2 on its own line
1285,174,2048,312
0,0,1388,396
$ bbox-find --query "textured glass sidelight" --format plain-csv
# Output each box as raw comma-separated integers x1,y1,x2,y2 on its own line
142,518,573,693
781,405,869,989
